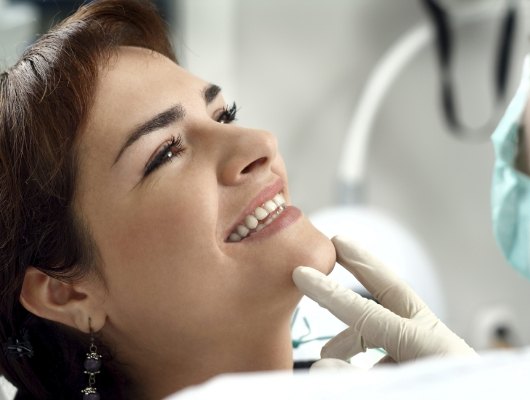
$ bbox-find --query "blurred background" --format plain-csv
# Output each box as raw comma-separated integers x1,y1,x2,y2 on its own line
2,0,530,375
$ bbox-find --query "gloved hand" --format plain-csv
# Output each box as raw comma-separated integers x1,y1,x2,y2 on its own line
293,235,477,363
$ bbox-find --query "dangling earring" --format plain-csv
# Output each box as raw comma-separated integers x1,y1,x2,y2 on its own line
81,317,102,400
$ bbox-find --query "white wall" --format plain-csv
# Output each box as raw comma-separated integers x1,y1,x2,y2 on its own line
0,2,37,69
176,0,530,348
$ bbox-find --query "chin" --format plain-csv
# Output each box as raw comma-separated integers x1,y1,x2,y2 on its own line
280,216,336,276
236,214,335,312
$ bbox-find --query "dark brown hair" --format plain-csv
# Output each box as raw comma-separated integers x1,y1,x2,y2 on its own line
0,1,175,398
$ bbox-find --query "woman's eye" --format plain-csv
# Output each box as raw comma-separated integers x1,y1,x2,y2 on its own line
144,135,185,176
217,102,238,124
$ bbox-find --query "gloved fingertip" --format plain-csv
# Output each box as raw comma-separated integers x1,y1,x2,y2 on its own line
320,326,364,360
331,235,352,248
292,266,310,287
292,266,338,300
331,235,364,264
331,236,382,275
292,265,310,281
293,265,311,273
292,266,323,286
331,235,366,256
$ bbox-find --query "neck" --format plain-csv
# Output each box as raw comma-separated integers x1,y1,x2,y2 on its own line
127,316,294,399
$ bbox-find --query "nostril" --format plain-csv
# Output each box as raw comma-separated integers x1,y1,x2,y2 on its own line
241,157,267,174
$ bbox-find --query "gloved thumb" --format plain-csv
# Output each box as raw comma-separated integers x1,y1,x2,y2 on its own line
320,326,366,360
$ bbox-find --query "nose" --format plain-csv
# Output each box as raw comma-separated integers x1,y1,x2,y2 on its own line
218,126,278,186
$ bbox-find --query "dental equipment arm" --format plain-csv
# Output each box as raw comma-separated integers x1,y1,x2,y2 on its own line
293,235,476,363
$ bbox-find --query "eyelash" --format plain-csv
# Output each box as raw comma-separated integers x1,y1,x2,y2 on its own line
143,102,239,176
218,102,238,124
144,135,185,176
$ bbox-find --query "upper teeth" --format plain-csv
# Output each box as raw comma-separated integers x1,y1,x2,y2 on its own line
228,193,286,242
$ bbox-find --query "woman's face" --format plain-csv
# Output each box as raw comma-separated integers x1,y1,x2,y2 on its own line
76,47,334,358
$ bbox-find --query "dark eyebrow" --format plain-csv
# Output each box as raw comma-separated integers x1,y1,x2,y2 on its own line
203,84,221,105
113,104,185,166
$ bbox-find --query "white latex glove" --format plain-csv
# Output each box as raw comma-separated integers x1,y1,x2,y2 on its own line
293,235,477,363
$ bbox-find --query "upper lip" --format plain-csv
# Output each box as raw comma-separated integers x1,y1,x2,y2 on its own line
224,178,285,241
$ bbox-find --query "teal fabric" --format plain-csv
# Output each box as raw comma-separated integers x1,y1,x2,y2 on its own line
491,55,530,279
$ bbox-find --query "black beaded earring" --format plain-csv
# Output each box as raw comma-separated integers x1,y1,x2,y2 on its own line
81,318,102,400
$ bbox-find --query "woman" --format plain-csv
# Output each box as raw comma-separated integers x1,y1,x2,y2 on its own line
0,0,337,398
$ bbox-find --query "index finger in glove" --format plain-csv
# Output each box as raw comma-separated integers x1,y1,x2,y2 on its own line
292,266,408,357
332,235,428,319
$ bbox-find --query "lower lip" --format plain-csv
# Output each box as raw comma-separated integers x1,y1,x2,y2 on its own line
242,206,302,243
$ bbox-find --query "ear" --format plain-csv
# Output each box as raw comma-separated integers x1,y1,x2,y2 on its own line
20,266,107,333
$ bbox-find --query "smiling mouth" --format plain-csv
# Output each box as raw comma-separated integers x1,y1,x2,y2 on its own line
227,192,287,242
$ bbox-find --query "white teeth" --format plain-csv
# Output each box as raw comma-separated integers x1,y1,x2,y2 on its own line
244,215,259,229
273,193,285,207
236,225,249,238
264,200,277,213
228,233,242,242
227,192,287,242
254,207,268,221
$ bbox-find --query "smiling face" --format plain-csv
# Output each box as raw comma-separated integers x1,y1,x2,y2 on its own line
74,46,334,392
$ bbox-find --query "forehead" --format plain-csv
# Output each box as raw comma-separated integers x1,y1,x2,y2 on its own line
95,46,195,100
82,46,204,145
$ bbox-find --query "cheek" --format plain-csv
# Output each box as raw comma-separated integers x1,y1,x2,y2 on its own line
94,187,239,328
98,209,185,266
100,174,216,257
